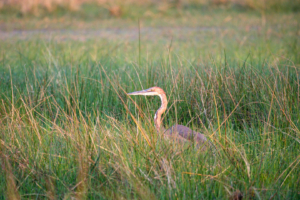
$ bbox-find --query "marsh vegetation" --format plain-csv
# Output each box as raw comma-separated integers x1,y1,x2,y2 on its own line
0,1,300,199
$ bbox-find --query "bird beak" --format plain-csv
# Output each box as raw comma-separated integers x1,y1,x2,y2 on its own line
127,89,148,95
127,88,157,96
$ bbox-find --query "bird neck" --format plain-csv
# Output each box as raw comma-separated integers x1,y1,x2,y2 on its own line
154,93,167,133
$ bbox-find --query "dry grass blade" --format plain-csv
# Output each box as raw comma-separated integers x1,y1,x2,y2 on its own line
2,155,21,200
45,176,56,200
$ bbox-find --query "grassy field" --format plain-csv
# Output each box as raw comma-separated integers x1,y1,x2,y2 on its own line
0,3,300,200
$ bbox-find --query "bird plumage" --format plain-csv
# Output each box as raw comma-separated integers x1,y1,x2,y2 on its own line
128,86,210,150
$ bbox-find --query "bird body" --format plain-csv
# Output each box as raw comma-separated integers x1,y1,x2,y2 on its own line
128,86,209,150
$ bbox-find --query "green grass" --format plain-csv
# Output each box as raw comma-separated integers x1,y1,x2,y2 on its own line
0,8,300,200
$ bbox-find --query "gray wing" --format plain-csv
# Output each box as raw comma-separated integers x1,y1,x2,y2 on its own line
165,124,207,144
165,125,216,153
165,125,217,159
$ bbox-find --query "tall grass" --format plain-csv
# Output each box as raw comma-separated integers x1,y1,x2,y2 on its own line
0,7,299,198
0,34,299,199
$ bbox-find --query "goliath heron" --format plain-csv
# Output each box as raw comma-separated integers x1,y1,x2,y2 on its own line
128,86,209,150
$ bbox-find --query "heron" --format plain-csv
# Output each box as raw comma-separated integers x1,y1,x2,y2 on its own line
128,86,209,150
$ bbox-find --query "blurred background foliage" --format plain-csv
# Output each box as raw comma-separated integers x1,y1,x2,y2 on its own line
0,0,299,17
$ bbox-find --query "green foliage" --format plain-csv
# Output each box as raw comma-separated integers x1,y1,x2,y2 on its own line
0,10,299,200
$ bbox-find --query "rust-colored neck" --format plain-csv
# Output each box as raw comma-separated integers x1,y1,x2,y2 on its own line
154,93,167,133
